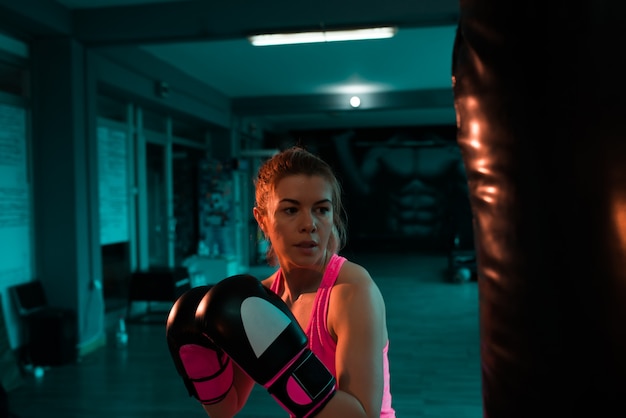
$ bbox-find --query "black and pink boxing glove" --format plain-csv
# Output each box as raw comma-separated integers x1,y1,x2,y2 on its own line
166,286,234,405
196,274,336,418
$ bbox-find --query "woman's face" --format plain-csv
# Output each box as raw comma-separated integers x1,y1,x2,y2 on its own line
258,174,334,269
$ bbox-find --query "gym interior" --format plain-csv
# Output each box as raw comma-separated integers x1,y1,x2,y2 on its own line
1,1,625,417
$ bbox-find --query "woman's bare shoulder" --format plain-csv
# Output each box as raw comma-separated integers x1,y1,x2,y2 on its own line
336,259,374,286
334,260,382,304
335,259,385,307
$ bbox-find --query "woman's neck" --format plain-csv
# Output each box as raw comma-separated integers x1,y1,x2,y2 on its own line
279,263,326,304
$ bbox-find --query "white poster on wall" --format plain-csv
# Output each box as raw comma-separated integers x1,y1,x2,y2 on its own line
0,103,31,282
0,102,31,349
97,125,129,245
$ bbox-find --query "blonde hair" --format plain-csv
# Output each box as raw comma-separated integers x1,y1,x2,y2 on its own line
254,146,347,265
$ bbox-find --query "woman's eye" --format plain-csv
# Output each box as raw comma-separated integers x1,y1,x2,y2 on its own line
284,207,297,215
316,207,331,215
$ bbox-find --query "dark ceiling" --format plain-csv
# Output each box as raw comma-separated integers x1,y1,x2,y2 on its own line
4,0,462,132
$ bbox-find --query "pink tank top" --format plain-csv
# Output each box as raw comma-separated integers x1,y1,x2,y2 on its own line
270,254,395,417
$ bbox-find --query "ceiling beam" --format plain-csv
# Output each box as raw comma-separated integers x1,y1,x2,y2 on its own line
0,0,71,39
72,0,460,46
255,107,458,131
232,88,454,116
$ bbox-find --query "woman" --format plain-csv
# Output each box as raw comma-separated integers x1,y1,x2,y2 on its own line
168,145,395,418
249,145,395,417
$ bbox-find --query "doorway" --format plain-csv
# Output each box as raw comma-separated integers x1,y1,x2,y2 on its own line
146,142,170,268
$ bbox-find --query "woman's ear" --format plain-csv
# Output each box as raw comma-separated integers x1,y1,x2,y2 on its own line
253,207,265,232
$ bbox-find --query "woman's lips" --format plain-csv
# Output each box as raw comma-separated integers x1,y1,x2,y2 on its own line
295,241,317,248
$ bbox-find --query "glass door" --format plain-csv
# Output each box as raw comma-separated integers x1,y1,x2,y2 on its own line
145,141,170,268
172,144,204,266
135,110,214,271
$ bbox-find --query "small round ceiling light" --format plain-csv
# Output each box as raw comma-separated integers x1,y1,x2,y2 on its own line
349,95,361,108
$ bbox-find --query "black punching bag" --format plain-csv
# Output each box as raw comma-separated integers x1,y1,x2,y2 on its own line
452,2,626,417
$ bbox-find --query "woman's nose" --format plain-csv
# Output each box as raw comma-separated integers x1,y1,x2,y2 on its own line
300,212,317,232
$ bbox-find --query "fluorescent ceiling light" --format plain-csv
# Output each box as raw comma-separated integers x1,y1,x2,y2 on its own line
249,26,397,46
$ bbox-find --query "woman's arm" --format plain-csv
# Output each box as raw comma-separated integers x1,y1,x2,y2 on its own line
316,263,388,418
201,364,255,418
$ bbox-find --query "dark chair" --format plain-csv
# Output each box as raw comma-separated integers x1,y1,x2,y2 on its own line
126,266,191,321
9,281,77,366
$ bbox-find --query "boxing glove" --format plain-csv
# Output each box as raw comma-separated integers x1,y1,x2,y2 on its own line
166,285,234,405
197,274,336,418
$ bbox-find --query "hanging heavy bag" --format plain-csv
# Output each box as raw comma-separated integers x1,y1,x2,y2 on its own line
452,1,626,417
